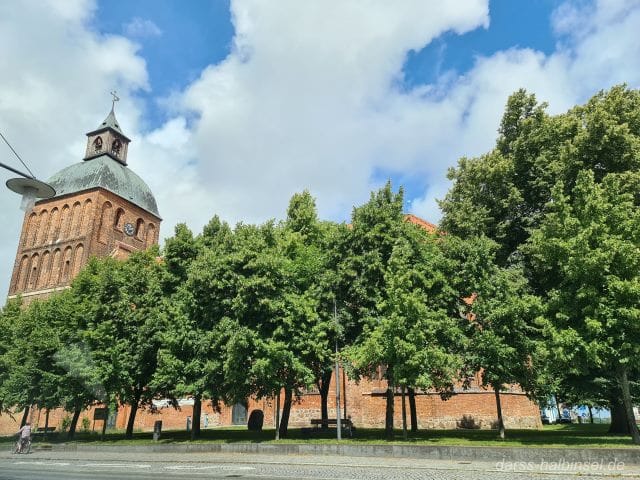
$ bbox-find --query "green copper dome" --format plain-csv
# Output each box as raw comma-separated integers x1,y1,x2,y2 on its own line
47,155,160,218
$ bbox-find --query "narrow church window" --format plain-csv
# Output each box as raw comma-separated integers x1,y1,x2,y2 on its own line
146,223,156,245
98,202,112,244
28,253,39,290
23,213,37,247
135,218,144,240
62,247,73,282
114,208,125,229
111,139,122,155
93,136,103,152
37,251,51,289
17,255,29,292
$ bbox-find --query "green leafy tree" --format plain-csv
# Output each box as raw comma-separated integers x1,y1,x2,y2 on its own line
463,260,548,438
440,85,640,431
347,221,465,439
284,191,338,429
79,249,166,438
153,222,229,439
526,170,640,443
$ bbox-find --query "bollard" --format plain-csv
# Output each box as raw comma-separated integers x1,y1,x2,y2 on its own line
153,420,162,441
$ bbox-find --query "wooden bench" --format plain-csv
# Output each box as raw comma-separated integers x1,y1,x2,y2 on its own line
310,418,353,437
34,426,56,434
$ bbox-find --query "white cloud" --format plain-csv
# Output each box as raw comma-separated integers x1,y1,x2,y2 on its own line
409,0,640,221
124,18,162,39
0,0,148,297
180,0,490,224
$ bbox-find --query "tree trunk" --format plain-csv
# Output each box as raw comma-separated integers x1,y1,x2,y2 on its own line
617,366,640,444
408,387,418,432
191,395,202,440
44,409,50,440
401,385,408,440
67,407,82,439
278,389,293,439
555,395,562,422
20,406,30,427
494,387,505,439
588,406,594,425
275,393,280,441
101,406,108,440
125,401,139,439
385,380,395,440
609,397,631,434
318,370,332,429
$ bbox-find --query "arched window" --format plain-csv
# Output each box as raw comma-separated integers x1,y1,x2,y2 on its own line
135,218,144,240
50,249,62,285
81,199,93,231
16,255,29,292
48,208,60,243
28,253,39,290
72,244,84,276
93,136,103,153
37,210,49,246
114,208,125,230
145,223,156,246
111,139,122,156
98,202,113,244
62,247,73,283
37,250,51,289
60,204,71,239
70,202,82,237
23,213,37,247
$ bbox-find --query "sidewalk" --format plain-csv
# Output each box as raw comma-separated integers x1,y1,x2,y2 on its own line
38,441,640,466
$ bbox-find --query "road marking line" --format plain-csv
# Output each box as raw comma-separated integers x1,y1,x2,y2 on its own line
13,461,70,466
165,465,255,470
78,463,151,468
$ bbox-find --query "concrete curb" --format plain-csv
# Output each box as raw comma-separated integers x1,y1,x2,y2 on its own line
41,442,640,465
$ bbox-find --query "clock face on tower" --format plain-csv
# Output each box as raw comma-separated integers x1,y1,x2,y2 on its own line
124,222,135,236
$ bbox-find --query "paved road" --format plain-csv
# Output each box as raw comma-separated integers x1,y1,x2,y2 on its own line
1,450,639,479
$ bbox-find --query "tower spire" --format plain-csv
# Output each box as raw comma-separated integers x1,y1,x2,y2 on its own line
110,90,120,112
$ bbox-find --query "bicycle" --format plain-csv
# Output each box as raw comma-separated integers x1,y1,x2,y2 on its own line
12,436,31,454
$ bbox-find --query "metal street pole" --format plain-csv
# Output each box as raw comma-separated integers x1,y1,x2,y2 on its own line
334,299,342,440
0,160,34,179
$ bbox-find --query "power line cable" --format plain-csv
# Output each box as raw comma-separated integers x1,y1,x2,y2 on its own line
0,130,35,178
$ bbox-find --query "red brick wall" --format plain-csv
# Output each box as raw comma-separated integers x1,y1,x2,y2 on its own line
0,368,540,435
8,187,160,304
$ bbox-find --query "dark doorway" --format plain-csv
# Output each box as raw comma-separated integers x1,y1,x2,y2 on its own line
232,403,247,425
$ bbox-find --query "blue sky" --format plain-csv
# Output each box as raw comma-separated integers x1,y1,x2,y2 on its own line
1,0,640,296
93,0,558,129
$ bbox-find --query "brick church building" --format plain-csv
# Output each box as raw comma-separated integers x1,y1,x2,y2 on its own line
8,106,160,303
1,106,541,435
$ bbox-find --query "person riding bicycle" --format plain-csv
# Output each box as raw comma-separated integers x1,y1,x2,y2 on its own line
15,422,31,453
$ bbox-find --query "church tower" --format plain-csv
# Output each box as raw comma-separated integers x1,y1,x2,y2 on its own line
8,100,161,303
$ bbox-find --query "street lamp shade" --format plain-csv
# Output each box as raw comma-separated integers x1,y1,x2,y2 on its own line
6,177,56,211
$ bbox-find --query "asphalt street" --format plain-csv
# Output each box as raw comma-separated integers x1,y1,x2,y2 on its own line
1,450,639,480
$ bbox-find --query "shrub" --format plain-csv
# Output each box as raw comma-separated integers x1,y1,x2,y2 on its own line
61,415,71,432
81,417,91,432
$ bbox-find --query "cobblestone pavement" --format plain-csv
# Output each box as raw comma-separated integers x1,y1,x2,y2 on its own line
1,450,639,479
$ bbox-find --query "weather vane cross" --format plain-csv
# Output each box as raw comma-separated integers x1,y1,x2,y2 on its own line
110,90,120,111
